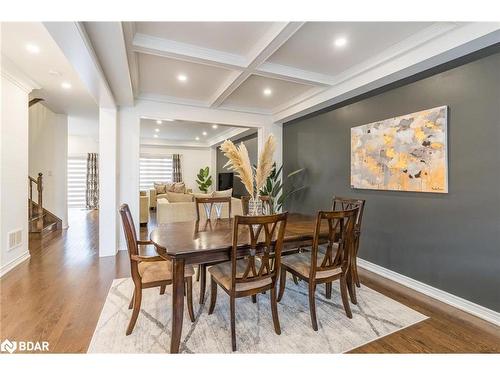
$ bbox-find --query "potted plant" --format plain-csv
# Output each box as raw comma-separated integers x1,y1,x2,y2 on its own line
196,166,212,193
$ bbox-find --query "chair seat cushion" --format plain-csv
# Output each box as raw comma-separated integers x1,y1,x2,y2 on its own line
138,260,194,284
208,259,272,292
282,251,342,280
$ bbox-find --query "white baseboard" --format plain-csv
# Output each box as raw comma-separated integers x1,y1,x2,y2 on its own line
358,258,500,327
0,251,31,278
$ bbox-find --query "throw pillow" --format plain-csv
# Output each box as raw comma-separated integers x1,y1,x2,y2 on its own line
165,191,193,203
172,182,186,193
212,188,232,198
154,182,167,194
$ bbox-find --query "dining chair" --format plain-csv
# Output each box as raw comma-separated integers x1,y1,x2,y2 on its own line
332,196,366,293
119,203,195,335
194,196,232,304
207,212,288,351
241,195,272,215
277,208,358,330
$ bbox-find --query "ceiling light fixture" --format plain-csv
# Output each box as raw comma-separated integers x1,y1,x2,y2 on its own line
263,88,272,96
155,128,160,132
156,120,162,125
212,124,218,129
195,137,200,141
334,37,347,48
61,82,72,89
177,74,188,82
26,43,40,54
202,131,207,136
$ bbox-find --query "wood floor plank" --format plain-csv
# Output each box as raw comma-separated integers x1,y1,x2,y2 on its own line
0,209,498,353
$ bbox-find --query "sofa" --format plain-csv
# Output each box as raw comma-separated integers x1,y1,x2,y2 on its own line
139,191,149,225
157,195,242,224
149,182,193,209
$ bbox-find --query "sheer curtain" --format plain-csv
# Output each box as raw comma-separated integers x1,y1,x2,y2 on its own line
172,154,182,182
86,153,99,209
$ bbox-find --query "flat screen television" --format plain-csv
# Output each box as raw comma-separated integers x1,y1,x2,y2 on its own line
218,172,234,191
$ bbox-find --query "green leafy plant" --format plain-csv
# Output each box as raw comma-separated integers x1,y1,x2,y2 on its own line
259,162,306,213
196,166,212,193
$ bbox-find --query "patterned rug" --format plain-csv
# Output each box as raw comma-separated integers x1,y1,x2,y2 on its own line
88,276,427,353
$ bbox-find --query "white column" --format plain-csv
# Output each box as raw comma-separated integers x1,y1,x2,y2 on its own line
98,107,118,257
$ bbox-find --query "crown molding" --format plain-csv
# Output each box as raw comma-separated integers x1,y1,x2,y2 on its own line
206,126,250,146
1,54,41,93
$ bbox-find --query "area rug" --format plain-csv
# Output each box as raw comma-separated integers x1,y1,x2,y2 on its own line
88,275,427,353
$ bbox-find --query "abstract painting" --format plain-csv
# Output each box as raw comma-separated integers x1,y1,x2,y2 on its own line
351,106,448,193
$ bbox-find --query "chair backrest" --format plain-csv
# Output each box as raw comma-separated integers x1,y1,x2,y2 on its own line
195,197,232,220
310,208,358,279
118,203,140,278
332,196,365,232
241,195,272,215
231,212,288,290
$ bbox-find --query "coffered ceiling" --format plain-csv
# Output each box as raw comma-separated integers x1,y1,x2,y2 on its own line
85,21,450,115
80,21,500,123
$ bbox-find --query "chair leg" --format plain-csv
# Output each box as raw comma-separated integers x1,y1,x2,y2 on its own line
230,295,237,352
347,269,357,305
270,286,281,335
159,285,166,295
340,275,353,319
126,285,142,335
292,275,299,285
308,282,318,331
325,282,332,299
199,264,206,304
251,294,257,303
196,265,200,282
277,267,287,302
186,277,195,323
208,276,217,315
353,261,361,288
128,291,134,310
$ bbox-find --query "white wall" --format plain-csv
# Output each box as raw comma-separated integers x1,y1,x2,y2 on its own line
29,103,68,228
0,75,30,276
99,107,118,257
140,145,214,193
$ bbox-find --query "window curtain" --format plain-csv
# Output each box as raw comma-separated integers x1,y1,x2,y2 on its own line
172,154,182,182
86,153,99,209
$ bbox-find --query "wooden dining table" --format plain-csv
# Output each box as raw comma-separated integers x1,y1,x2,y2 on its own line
149,212,329,353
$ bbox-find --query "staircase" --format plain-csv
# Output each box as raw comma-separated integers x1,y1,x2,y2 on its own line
28,173,62,238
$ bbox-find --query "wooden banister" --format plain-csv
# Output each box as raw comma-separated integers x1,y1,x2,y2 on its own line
28,173,43,230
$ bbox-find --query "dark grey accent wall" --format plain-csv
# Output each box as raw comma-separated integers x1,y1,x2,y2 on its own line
216,134,258,197
283,51,500,311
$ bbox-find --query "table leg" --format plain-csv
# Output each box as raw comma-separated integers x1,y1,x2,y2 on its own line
170,258,185,353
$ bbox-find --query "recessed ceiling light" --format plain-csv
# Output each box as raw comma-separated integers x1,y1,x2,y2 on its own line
154,134,158,138
26,43,40,54
195,137,200,141
156,120,162,125
334,37,347,48
177,74,188,82
61,82,72,89
263,88,272,96
212,124,218,129
202,131,207,136
155,128,160,132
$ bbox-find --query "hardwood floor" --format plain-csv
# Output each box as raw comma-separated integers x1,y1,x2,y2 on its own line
0,209,498,353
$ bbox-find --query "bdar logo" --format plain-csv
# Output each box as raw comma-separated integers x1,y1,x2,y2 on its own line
1,339,17,353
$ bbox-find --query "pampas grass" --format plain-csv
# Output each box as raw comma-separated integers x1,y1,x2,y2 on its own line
255,134,276,192
220,135,276,198
220,140,254,197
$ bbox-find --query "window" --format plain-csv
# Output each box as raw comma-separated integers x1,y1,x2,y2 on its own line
67,155,87,208
139,154,173,191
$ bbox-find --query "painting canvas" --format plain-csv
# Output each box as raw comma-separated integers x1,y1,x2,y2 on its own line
351,106,448,193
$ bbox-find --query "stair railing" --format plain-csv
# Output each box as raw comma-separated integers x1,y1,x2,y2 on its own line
28,172,43,230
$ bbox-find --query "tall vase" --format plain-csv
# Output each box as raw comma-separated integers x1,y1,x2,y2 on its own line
248,196,263,216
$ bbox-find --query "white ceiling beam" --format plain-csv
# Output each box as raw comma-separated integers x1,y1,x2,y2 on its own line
132,33,247,70
208,22,305,108
122,22,140,100
255,62,334,86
